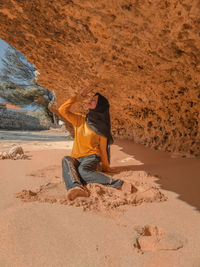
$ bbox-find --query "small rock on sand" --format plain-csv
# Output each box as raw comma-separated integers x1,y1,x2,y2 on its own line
0,151,10,159
0,145,27,160
9,145,24,158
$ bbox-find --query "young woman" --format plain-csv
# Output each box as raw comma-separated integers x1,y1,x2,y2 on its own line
58,89,133,200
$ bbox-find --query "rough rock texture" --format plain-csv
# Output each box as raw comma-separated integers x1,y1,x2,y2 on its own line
0,145,28,160
0,0,200,156
0,109,48,130
8,145,24,158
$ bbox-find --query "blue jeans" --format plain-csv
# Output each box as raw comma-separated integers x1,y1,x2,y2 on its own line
62,154,123,190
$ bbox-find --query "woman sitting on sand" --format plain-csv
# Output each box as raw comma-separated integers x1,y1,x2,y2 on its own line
58,89,133,200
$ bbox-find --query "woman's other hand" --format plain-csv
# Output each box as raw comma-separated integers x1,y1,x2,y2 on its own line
107,167,118,174
103,166,117,174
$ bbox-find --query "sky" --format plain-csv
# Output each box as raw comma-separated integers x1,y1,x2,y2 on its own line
0,38,9,70
0,39,7,102
0,39,11,103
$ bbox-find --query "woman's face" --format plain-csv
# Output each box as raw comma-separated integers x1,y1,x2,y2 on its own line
88,95,98,109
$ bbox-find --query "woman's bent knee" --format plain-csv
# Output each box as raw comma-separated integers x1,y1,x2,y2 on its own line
78,166,84,176
62,156,72,162
78,166,91,177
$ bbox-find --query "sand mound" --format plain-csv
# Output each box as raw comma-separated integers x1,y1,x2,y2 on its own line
16,179,167,213
134,225,184,253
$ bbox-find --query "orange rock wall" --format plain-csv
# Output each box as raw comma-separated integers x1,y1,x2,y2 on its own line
0,0,200,156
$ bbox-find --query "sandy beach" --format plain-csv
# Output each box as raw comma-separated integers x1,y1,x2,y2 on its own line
0,130,200,267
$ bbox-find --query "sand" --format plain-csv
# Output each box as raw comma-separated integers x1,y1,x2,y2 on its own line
0,130,200,267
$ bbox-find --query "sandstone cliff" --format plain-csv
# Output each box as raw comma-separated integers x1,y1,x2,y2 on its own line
0,0,199,156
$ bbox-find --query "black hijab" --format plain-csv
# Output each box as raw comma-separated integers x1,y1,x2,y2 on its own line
86,93,113,163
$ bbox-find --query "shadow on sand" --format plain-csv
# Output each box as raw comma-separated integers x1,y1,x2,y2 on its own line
114,140,200,212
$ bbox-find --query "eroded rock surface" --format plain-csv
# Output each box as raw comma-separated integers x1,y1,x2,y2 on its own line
0,0,200,156
0,145,28,160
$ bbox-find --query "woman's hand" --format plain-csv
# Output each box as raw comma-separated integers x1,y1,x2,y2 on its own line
102,166,117,174
80,88,93,98
107,167,118,174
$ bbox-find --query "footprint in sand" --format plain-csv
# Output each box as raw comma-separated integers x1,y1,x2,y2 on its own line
134,225,184,253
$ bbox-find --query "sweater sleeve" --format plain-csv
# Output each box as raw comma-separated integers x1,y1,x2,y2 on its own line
99,135,111,172
58,95,84,127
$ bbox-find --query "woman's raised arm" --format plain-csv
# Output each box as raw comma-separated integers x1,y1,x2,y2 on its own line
58,95,84,127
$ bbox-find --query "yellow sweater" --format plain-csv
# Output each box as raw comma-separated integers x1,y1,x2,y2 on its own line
58,95,110,171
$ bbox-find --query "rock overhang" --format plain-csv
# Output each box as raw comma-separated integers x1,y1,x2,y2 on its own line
0,0,199,156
